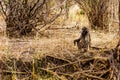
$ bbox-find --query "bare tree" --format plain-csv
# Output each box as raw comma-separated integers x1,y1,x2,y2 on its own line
75,0,109,29
0,0,62,37
75,0,119,30
119,0,120,39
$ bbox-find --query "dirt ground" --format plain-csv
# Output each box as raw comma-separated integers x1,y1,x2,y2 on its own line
0,14,119,59
0,28,118,59
0,15,119,80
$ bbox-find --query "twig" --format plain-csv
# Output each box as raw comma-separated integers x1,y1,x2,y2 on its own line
47,57,94,70
0,70,30,74
39,7,62,31
40,68,64,80
82,73,105,80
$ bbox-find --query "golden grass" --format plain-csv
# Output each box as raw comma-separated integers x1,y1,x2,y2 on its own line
0,14,119,79
0,28,118,60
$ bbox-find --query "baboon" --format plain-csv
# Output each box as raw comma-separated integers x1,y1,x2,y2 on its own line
74,27,91,52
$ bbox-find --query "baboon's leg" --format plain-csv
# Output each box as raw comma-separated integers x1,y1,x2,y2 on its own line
81,41,87,52
86,34,91,51
77,42,82,50
88,42,91,51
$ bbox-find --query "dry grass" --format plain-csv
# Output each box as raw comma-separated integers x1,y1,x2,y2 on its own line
0,27,119,80
0,14,119,80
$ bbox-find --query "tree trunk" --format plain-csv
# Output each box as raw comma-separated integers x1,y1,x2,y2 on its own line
108,0,119,32
117,0,120,46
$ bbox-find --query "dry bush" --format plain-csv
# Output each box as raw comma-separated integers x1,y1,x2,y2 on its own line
75,0,119,31
0,0,63,38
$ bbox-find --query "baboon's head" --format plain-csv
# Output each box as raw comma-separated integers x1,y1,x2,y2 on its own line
82,27,88,31
81,27,88,36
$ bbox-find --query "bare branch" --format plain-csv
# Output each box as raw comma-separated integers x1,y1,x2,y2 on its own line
0,1,6,16
39,7,62,31
30,0,46,18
